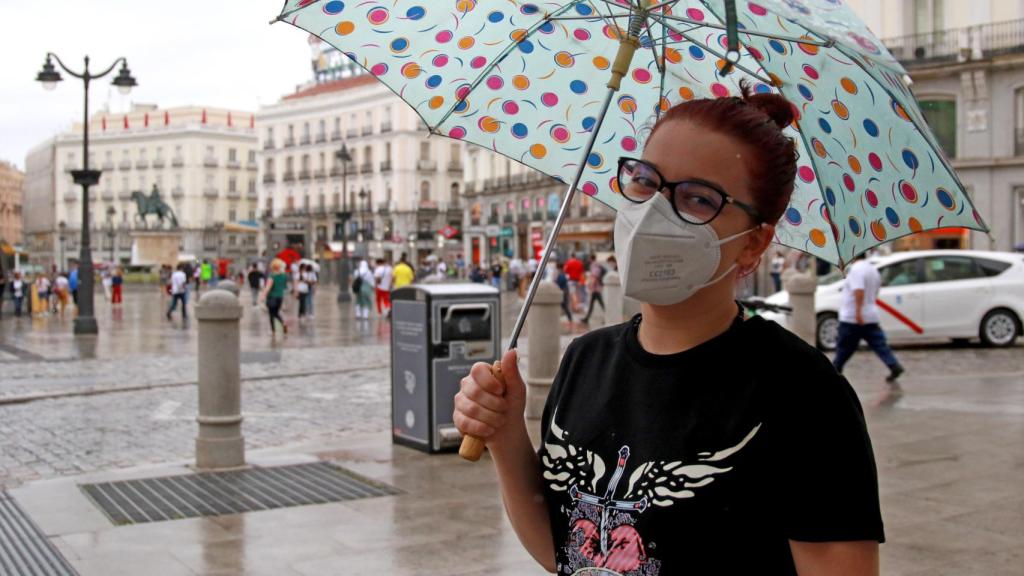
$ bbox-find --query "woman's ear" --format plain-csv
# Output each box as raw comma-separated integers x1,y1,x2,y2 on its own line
739,223,774,268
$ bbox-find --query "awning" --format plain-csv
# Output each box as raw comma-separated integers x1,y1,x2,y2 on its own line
224,221,260,233
0,242,14,256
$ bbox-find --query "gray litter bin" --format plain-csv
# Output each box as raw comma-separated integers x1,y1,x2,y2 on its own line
390,283,501,453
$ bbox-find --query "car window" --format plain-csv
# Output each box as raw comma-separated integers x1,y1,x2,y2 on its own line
976,258,1011,277
923,257,980,283
880,259,919,286
817,269,843,286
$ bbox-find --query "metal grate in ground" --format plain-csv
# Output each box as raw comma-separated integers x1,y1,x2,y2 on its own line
80,462,400,526
0,491,79,576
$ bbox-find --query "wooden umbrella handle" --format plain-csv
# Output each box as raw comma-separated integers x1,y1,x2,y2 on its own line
458,360,505,461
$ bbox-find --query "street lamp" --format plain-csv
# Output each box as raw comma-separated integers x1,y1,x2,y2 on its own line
58,220,66,272
37,52,137,335
335,142,352,302
106,207,116,264
357,187,368,257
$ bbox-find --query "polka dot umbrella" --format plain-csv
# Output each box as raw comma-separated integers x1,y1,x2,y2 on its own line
274,0,987,455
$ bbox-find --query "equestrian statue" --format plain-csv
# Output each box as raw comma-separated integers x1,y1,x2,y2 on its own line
131,184,179,229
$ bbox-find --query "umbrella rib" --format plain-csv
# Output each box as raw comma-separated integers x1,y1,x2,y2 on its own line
548,14,632,21
274,0,321,24
431,1,587,131
649,14,772,83
660,14,833,47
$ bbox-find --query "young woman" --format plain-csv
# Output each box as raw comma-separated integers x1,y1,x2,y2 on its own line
261,258,288,335
454,83,884,575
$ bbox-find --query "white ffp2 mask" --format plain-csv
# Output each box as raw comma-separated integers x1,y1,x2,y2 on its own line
614,192,758,306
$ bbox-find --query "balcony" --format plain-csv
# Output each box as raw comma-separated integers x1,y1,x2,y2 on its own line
102,160,115,171
883,19,1024,67
152,158,166,169
532,211,543,221
379,160,392,172
361,126,373,136
315,133,327,144
63,191,77,202
282,171,296,182
246,161,258,171
283,137,295,147
263,140,275,150
203,156,219,168
171,186,184,198
518,212,529,223
298,169,311,181
314,168,327,180
119,189,134,200
1017,129,1024,157
464,182,476,195
247,188,258,199
380,122,392,133
360,163,373,174
135,159,149,170
329,166,344,178
418,201,439,213
118,160,132,170
101,189,114,201
263,173,277,184
503,214,514,224
227,159,241,169
203,187,219,198
346,128,358,138
172,156,184,167
226,188,241,199
447,161,463,173
377,202,391,214
330,130,342,142
299,135,311,146
417,159,437,172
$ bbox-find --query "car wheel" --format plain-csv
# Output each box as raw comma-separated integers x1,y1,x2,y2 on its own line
817,313,839,351
979,309,1020,347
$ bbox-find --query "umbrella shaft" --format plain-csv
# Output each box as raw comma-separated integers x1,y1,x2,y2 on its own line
507,86,618,350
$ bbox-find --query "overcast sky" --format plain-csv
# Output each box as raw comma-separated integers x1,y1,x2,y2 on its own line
0,0,313,169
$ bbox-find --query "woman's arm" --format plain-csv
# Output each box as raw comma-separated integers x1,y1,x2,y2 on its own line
791,540,878,576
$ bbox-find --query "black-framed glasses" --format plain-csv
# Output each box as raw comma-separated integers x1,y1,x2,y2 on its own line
617,157,762,225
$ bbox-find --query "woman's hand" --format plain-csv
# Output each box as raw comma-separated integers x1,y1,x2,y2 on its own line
454,350,526,449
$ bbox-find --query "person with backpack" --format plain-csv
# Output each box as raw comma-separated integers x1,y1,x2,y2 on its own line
246,263,264,307
352,259,375,319
580,253,606,324
554,261,572,323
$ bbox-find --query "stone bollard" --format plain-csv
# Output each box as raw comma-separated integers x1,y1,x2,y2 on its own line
525,281,563,420
194,289,245,470
214,280,240,297
783,270,817,346
603,271,623,326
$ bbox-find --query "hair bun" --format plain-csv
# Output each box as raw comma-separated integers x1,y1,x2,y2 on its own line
739,79,794,130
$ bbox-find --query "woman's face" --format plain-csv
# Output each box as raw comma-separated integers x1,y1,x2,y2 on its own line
641,119,774,278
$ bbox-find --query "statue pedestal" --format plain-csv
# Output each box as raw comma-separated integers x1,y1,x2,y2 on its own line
131,230,182,267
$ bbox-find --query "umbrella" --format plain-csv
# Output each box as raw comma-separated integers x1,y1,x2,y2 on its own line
275,248,301,266
298,258,322,272
274,0,987,456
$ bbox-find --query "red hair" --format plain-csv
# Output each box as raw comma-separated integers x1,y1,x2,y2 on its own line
648,80,797,225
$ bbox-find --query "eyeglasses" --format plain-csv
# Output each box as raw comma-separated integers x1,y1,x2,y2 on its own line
617,157,762,225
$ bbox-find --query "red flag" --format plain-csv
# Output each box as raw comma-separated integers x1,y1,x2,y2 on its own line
102,116,107,131
123,115,129,129
228,111,233,127
202,109,207,124
250,114,255,129
164,110,169,126
144,112,149,127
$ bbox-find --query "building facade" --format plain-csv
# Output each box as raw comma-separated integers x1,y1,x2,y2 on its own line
849,0,1024,251
257,54,465,265
0,161,24,250
24,104,260,271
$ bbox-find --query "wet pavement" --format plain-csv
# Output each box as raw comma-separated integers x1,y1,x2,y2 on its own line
2,286,1023,574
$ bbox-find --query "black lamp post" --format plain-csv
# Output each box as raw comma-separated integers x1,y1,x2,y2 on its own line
106,207,116,264
37,53,137,335
357,187,368,257
58,220,66,272
335,143,352,302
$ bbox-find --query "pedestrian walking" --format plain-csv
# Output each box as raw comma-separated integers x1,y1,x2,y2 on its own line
454,85,883,575
392,253,415,290
261,258,288,335
166,264,189,321
34,274,51,316
374,258,393,316
295,264,311,320
554,262,572,323
489,260,503,289
0,264,6,319
580,254,606,324
770,250,786,293
353,259,375,319
68,264,79,306
53,272,70,316
832,252,906,390
564,253,586,312
200,259,213,288
111,267,124,304
11,271,25,317
246,263,264,307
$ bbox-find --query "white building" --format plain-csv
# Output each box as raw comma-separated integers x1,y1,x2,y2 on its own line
24,104,260,271
257,52,465,265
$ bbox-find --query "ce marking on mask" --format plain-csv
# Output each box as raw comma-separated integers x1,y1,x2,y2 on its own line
642,254,683,285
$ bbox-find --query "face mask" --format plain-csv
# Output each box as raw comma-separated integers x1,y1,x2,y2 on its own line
614,192,759,306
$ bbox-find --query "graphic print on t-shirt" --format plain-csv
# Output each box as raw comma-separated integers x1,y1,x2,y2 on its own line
543,411,761,576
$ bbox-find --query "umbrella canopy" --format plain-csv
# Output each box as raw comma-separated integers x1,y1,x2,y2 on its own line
277,0,985,267
275,247,302,265
298,257,322,271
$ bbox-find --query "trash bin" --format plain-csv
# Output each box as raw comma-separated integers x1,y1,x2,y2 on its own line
390,283,501,453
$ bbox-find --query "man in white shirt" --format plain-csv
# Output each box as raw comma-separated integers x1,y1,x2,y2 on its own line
833,253,905,388
166,265,189,321
374,258,393,316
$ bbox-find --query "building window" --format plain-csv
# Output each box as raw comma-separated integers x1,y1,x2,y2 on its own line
229,207,237,222
248,179,256,194
248,150,256,164
450,183,460,202
420,142,430,160
420,180,431,202
229,177,237,192
920,98,956,158
1016,88,1024,156
363,145,373,164
249,209,256,221
913,0,945,34
228,148,237,163
155,147,163,159
267,126,274,141
265,158,274,173
1015,187,1024,247
385,142,392,162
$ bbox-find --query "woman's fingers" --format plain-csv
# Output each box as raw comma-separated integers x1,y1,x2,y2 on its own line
460,376,507,413
455,391,507,430
453,408,495,438
470,362,506,396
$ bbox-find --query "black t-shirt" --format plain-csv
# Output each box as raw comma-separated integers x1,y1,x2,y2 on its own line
539,314,884,575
